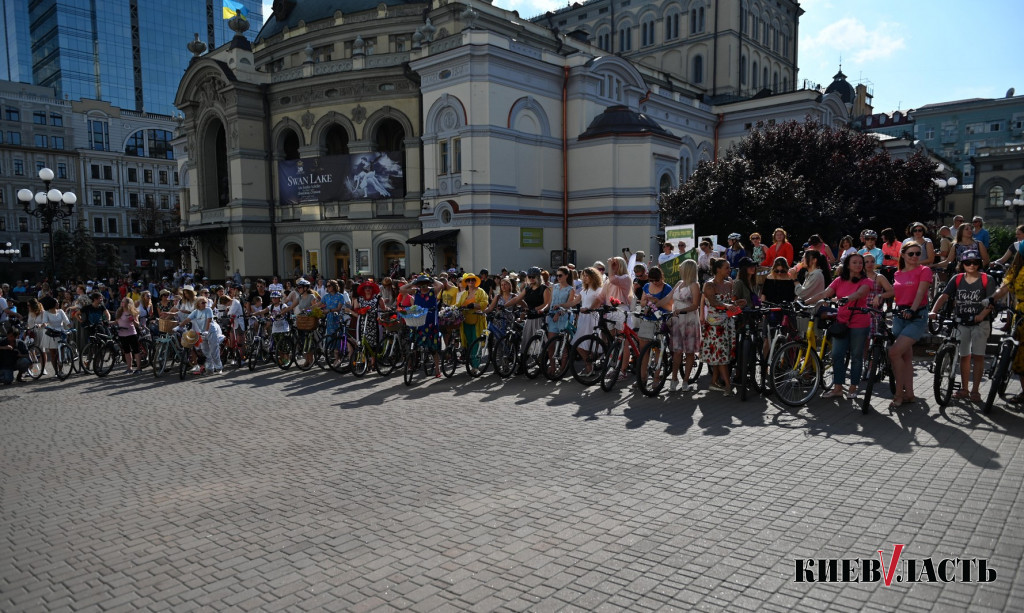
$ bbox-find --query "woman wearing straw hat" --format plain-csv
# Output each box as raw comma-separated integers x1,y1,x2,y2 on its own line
457,273,489,355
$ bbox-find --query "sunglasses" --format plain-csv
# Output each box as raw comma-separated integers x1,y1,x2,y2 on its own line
905,251,922,257
963,261,982,267
556,273,565,278
913,228,925,233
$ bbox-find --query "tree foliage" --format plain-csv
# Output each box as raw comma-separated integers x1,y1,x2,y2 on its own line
51,224,98,282
660,119,943,244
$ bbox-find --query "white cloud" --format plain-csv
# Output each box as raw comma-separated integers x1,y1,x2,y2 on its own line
802,17,905,66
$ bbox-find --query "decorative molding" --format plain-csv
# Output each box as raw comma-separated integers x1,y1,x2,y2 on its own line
312,59,354,76
275,221,422,232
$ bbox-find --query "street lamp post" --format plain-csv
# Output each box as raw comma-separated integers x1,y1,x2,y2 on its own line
933,174,958,225
149,241,166,281
16,167,76,283
1004,188,1024,227
2,241,19,263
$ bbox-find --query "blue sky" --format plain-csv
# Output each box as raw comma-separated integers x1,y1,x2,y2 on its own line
261,0,1022,113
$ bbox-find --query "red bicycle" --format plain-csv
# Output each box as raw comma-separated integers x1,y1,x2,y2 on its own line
599,306,666,393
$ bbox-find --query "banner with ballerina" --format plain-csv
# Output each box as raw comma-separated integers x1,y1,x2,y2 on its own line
278,152,405,205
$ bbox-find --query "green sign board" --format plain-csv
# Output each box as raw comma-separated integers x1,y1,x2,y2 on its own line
520,228,543,248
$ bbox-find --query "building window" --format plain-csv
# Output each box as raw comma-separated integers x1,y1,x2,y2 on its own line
129,193,139,208
50,114,63,127
144,169,153,183
94,217,103,233
693,55,704,84
13,159,23,175
8,132,20,145
618,27,632,51
131,219,141,235
173,172,179,185
20,244,30,258
312,44,333,62
989,186,1004,207
108,218,117,234
33,111,46,124
924,127,935,140
91,164,101,179
665,13,679,39
50,136,64,149
439,140,449,175
105,192,114,207
740,56,747,85
4,107,19,121
160,194,169,209
128,168,138,182
19,217,29,232
0,218,5,231
991,122,1001,132
452,138,462,173
125,130,145,156
34,134,47,147
145,194,154,208
641,20,655,46
690,6,705,34
57,163,67,178
36,161,44,173
88,119,109,151
92,190,102,206
147,130,174,160
159,170,168,185
104,166,112,180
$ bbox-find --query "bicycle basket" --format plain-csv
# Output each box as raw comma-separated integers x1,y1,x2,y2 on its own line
44,328,64,338
637,319,660,338
399,306,428,328
438,306,465,328
295,314,319,331
378,312,404,332
157,318,178,333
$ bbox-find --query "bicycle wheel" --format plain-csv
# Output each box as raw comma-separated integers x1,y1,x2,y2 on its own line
327,334,354,374
541,335,571,381
79,340,94,374
403,346,420,386
570,334,608,386
860,344,885,414
152,341,169,377
466,334,492,377
294,332,316,371
600,340,625,392
179,349,191,379
737,335,753,401
440,344,458,378
522,335,545,379
55,343,74,381
985,341,1014,414
94,342,117,378
770,341,821,407
274,336,294,370
26,346,44,379
686,355,705,385
351,343,370,377
494,334,521,378
376,334,398,377
637,339,670,397
932,344,958,407
246,338,261,371
138,337,154,369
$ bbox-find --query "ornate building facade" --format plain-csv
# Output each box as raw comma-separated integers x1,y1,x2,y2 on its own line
174,0,849,279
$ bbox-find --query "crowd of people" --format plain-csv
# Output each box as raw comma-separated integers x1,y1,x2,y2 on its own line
2,213,1022,410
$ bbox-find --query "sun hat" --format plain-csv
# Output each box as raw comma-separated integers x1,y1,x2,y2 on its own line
181,330,200,348
460,273,480,286
592,260,606,269
414,275,433,285
357,280,381,296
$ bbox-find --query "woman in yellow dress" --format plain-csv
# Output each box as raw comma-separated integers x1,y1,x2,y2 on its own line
993,245,1024,402
457,273,489,352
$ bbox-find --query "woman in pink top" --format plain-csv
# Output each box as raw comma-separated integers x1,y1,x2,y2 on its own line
888,241,933,407
601,256,633,309
115,297,142,375
808,253,871,399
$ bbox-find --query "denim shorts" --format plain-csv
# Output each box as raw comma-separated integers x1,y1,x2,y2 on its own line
892,307,929,341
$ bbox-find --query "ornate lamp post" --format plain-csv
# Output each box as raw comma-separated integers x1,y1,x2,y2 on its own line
16,167,76,282
149,241,166,281
1004,188,1024,227
932,173,958,225
2,241,19,263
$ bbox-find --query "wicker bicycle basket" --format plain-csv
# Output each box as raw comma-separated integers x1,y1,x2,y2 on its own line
157,318,178,333
295,315,319,331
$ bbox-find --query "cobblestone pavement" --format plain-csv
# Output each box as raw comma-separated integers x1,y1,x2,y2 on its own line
1,359,1023,612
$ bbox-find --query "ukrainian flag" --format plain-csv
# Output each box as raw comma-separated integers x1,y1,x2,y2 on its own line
223,0,247,20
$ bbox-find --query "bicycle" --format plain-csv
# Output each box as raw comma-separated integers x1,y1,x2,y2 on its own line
80,321,120,378
600,306,663,393
929,313,963,407
400,307,438,386
464,307,515,377
41,326,79,381
151,319,182,378
321,312,356,374
350,309,401,377
634,309,672,397
494,315,527,379
732,306,772,401
538,307,578,382
768,300,838,407
568,305,619,387
857,306,898,414
440,306,482,378
984,306,1021,414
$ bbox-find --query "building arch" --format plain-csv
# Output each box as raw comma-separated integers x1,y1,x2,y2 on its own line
373,234,408,277
310,112,355,155
361,106,415,143
271,118,305,160
321,237,352,279
425,93,468,136
508,96,552,137
196,111,231,209
280,240,304,276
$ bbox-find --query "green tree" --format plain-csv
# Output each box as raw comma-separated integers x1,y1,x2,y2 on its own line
660,119,943,245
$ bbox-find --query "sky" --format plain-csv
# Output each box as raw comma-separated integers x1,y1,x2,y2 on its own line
261,0,1023,113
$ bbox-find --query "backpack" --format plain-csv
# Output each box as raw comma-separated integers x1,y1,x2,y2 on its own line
953,273,988,290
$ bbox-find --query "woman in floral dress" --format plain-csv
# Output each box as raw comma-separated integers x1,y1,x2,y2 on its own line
701,258,736,395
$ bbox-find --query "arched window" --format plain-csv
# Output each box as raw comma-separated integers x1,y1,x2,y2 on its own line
773,71,779,92
693,55,704,84
989,186,1005,208
201,118,229,208
375,119,405,152
691,6,705,34
280,129,299,160
752,61,758,88
679,153,692,184
148,129,174,160
665,13,679,40
763,67,769,89
659,173,673,194
740,55,747,85
125,130,145,156
324,125,349,155
641,19,656,46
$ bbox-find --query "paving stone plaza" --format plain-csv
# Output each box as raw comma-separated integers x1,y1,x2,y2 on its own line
1,365,1022,612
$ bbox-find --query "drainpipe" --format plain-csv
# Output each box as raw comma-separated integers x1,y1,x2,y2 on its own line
262,84,278,276
713,112,724,161
712,0,719,97
562,65,569,264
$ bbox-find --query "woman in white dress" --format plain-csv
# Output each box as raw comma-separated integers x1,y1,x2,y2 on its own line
670,260,701,389
571,267,606,343
38,296,71,376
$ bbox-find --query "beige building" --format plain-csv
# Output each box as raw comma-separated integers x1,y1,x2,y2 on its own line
173,0,848,279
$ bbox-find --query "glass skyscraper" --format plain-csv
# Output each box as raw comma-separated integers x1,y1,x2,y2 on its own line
1,0,32,83
7,0,261,116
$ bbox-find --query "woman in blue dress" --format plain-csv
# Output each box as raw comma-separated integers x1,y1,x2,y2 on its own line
399,275,445,377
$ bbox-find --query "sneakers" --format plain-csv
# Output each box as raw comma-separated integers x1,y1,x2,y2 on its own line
709,382,725,392
722,386,733,397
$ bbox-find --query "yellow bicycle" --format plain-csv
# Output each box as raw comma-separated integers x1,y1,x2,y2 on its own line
769,300,836,407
